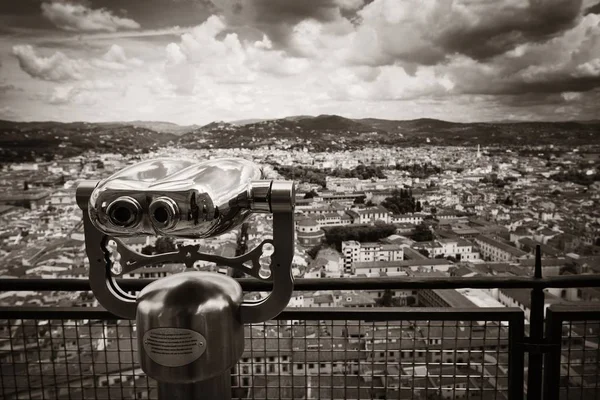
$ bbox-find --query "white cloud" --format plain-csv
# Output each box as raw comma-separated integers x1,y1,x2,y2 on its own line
92,45,144,71
335,0,365,11
0,106,19,120
49,80,115,105
444,13,600,95
562,92,583,101
41,2,140,33
12,45,85,82
328,65,454,101
4,0,599,123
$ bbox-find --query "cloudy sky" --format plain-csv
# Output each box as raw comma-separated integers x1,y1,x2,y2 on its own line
1,0,599,124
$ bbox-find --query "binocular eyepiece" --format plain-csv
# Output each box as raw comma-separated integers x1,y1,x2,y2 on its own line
105,196,181,230
87,158,294,239
148,197,179,229
106,196,143,228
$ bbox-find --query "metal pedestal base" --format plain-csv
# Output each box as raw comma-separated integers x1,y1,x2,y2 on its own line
157,374,231,400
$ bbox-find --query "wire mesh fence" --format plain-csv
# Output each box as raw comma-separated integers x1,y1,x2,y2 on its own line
0,318,155,399
0,308,523,400
555,320,600,400
235,319,514,400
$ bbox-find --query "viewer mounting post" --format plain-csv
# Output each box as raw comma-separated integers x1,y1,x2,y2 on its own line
77,158,295,400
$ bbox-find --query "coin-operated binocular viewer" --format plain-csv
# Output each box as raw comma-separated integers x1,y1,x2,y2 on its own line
76,158,295,400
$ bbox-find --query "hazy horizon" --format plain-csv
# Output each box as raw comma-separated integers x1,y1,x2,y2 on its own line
1,0,600,125
2,114,600,127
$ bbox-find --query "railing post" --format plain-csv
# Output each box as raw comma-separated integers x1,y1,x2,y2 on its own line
508,314,525,400
526,245,545,400
542,306,562,400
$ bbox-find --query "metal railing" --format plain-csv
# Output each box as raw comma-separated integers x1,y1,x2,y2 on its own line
544,304,600,400
1,307,524,400
1,272,599,399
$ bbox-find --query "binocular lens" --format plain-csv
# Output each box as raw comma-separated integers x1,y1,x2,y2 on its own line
107,197,141,228
153,206,169,224
149,197,179,230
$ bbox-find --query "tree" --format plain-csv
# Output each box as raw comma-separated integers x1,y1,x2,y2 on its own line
323,224,397,251
417,248,430,258
411,223,434,242
376,289,394,307
304,190,319,199
155,237,177,253
381,189,417,214
141,245,154,255
415,201,422,212
354,196,366,205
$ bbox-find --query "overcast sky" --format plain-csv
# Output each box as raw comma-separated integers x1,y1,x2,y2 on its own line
1,0,599,124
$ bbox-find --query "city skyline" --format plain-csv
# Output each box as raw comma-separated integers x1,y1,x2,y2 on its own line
1,0,600,125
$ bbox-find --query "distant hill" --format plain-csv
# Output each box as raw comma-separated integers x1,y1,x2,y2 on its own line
229,118,266,126
1,115,599,162
107,120,200,135
0,120,177,163
178,115,600,150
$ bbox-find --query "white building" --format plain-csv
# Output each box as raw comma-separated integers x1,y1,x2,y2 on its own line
342,241,403,274
474,235,529,262
348,206,391,225
391,213,426,225
413,238,480,261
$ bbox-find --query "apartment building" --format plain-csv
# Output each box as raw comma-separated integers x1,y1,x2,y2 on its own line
342,240,403,274
412,238,480,261
474,235,529,262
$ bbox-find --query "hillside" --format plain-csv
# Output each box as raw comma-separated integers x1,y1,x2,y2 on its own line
178,116,600,150
0,120,177,162
1,116,598,163
109,121,200,135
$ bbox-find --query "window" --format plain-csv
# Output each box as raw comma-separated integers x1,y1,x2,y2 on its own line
268,356,275,362
268,364,275,373
256,365,262,373
297,364,303,370
320,363,326,368
308,363,315,369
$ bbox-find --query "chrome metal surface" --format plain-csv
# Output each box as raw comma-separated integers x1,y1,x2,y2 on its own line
248,180,271,212
77,158,296,320
269,181,295,213
89,158,264,238
240,212,295,324
137,272,244,384
77,205,294,319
